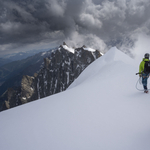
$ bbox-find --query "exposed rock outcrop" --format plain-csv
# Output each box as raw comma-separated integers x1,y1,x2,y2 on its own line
0,44,102,111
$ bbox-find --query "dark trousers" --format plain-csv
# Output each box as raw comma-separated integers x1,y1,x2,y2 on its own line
142,73,150,90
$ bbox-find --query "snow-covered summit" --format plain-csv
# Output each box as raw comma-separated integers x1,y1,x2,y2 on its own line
62,44,75,53
0,47,150,150
82,45,104,55
83,47,96,52
60,42,102,55
60,42,75,53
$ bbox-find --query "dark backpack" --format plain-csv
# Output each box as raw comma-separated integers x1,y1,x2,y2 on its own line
144,61,150,73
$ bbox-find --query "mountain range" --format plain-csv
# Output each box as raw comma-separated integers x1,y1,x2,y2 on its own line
1,48,52,61
0,43,102,111
0,58,12,67
0,49,55,95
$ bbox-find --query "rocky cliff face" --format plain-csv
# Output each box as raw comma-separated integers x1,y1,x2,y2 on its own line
1,44,102,111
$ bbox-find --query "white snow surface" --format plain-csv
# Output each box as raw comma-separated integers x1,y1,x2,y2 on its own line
83,47,104,55
41,52,47,56
62,45,75,53
83,47,96,52
1,47,150,150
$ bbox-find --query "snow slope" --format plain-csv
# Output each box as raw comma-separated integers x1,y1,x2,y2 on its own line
0,47,150,150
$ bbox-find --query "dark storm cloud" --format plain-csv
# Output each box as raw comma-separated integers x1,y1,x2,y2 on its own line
0,0,150,57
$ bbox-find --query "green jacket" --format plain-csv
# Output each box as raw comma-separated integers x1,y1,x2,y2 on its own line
139,58,149,73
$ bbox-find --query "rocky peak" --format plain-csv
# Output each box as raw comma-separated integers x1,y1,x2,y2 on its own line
1,44,102,111
63,42,67,45
82,45,87,48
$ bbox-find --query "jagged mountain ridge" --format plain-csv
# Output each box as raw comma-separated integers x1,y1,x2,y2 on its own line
1,43,102,111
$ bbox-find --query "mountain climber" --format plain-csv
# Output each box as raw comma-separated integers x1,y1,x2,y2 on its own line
139,53,150,93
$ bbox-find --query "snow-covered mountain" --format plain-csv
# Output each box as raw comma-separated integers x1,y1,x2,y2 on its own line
0,43,101,110
0,47,150,150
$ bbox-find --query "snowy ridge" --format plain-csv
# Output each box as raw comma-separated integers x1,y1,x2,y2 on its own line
68,47,134,89
83,47,104,56
0,47,150,150
62,44,101,55
62,45,75,53
83,47,96,52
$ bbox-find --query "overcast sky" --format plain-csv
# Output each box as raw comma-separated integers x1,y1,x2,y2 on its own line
0,0,150,58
